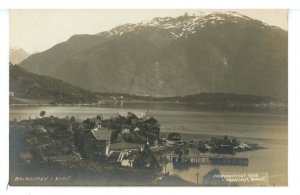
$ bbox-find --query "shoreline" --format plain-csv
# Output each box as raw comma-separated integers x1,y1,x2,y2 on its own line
160,131,287,144
9,100,288,113
9,112,287,186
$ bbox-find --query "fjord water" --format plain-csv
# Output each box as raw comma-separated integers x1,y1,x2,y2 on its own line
9,103,288,186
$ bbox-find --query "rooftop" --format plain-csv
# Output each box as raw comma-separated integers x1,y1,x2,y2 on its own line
91,129,112,141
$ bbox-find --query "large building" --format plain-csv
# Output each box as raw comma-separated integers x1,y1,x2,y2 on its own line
84,128,112,159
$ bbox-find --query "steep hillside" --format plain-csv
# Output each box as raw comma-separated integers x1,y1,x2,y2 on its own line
19,12,288,98
9,64,97,104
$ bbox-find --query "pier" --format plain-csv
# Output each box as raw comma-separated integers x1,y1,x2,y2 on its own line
169,154,248,166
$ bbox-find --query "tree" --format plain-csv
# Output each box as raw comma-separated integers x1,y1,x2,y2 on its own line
96,115,103,120
73,128,85,152
40,110,46,118
232,138,238,146
223,135,230,145
70,116,75,122
224,135,228,141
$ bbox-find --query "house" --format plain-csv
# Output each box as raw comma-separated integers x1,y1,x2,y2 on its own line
166,132,184,146
126,112,139,125
84,128,113,159
136,116,160,137
118,151,134,167
121,125,130,134
121,128,130,134
93,118,103,129
81,117,105,134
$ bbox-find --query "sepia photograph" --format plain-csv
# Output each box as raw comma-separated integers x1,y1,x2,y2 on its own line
9,9,288,186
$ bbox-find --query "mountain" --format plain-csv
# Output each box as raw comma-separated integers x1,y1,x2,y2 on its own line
10,48,30,64
9,64,97,104
19,12,288,99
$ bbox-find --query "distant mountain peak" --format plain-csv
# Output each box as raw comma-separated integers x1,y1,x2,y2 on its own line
19,11,287,98
9,47,30,65
96,12,279,40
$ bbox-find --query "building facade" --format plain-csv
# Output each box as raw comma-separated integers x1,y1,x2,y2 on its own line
84,128,112,159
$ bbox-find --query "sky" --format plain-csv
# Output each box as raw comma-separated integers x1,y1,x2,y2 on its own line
10,9,288,54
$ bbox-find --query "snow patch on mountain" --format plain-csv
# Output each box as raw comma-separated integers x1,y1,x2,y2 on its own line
96,12,260,40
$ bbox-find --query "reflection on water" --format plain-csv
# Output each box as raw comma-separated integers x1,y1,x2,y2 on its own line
165,138,287,186
9,103,288,186
10,104,288,140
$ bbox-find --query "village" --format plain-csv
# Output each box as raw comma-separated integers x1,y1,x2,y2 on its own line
10,111,262,184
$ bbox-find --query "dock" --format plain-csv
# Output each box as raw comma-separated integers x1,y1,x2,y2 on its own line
169,154,248,166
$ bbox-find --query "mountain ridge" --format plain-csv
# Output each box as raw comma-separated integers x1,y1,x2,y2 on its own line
10,47,30,64
9,64,97,104
19,12,288,99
